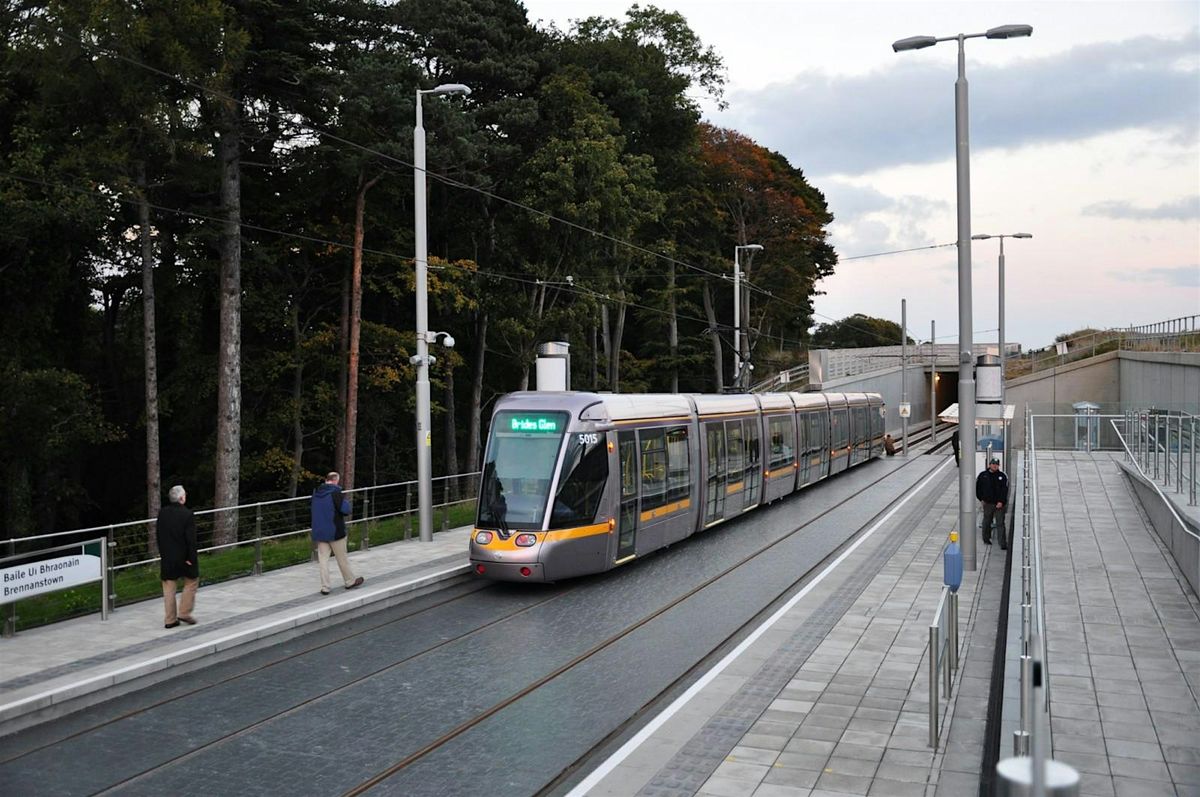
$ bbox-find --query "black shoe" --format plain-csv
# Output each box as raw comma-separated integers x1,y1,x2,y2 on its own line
983,539,992,545
345,576,364,590
164,621,180,629
178,616,196,625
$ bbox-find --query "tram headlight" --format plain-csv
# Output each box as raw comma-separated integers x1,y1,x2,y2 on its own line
474,531,494,545
514,533,538,547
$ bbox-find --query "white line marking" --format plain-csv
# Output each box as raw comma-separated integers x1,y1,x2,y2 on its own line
0,564,468,717
566,458,952,796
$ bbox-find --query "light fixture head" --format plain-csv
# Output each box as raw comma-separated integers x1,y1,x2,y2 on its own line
985,24,1033,40
739,243,764,251
893,35,937,52
428,83,471,96
971,234,992,241
1013,232,1033,239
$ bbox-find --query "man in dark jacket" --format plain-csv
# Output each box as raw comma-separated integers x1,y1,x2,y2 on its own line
310,472,364,595
157,484,198,628
975,458,1009,550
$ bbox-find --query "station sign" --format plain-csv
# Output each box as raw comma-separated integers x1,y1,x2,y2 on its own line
2,549,102,603
899,403,912,418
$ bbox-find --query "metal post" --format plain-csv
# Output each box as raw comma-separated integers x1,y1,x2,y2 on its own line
1014,653,1032,756
902,298,909,455
3,540,15,637
949,591,959,671
999,236,1006,408
1190,418,1196,506
362,489,371,550
733,247,741,389
442,478,450,532
253,503,263,576
1176,415,1183,494
929,623,939,748
100,541,109,622
954,35,978,571
107,525,117,613
414,89,435,543
1154,415,1160,479
931,320,937,444
405,482,413,540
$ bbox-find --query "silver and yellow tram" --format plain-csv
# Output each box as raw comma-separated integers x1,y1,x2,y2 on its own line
470,390,885,582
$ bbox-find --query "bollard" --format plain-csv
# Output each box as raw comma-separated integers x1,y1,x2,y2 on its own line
995,758,1080,796
253,503,263,576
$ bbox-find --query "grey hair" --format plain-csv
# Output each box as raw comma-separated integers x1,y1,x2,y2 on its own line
168,485,186,504
326,472,340,483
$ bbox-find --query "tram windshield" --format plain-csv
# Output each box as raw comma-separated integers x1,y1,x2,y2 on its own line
477,411,568,529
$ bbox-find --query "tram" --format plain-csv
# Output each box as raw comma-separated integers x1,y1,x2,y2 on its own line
470,390,885,582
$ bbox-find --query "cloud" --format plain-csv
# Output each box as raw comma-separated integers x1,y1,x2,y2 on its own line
1111,265,1200,287
727,31,1199,176
1083,196,1200,221
823,179,948,255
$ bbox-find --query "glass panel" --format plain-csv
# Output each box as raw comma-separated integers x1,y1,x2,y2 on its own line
769,416,795,469
641,428,668,511
549,432,610,529
744,418,761,505
706,422,725,522
666,427,690,503
617,431,638,558
478,410,568,528
726,420,744,484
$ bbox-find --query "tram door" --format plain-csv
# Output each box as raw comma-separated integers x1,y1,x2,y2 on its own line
705,423,725,524
616,431,639,559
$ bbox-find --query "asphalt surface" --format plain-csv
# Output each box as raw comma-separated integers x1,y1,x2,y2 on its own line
0,453,941,797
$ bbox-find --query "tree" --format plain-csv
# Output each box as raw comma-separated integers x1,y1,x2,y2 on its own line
811,314,913,349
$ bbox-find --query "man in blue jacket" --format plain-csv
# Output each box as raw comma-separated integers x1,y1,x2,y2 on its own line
975,458,1009,550
310,472,364,595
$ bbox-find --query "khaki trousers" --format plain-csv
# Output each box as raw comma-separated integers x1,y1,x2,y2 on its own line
317,537,356,590
162,577,198,624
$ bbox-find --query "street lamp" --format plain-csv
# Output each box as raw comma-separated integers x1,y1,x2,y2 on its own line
414,82,470,543
734,244,763,391
893,24,1031,571
972,232,1032,409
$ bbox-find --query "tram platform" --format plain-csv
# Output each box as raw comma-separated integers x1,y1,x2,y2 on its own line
0,527,474,731
573,450,1200,797
2,450,1197,797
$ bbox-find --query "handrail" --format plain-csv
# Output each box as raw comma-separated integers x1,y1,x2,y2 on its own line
1111,419,1199,542
927,585,959,748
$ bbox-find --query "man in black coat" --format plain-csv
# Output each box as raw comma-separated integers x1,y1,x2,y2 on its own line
975,458,1009,550
156,484,199,628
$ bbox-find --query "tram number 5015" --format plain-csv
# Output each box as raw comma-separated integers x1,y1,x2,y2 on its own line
578,433,600,445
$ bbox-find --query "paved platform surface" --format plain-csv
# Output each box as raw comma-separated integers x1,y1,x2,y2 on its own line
0,527,473,730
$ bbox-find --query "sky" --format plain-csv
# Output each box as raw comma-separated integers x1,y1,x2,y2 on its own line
521,0,1200,349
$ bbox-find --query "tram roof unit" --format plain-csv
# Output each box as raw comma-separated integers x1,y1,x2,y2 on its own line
692,394,758,416
591,393,694,422
756,393,794,413
789,392,832,410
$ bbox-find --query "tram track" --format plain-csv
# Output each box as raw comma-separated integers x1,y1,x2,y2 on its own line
1,434,955,796
342,437,953,796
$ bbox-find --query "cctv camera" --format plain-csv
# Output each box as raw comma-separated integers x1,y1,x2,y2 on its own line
442,334,455,348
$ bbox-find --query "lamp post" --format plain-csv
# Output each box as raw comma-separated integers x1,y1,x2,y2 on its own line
893,23,1032,571
414,82,470,543
971,232,1032,409
734,244,763,391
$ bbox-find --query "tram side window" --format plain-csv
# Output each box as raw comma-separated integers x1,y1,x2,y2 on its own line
666,427,690,503
549,432,610,529
641,429,668,511
744,418,761,470
768,416,794,469
725,421,744,484
852,407,867,448
831,410,848,449
807,412,824,455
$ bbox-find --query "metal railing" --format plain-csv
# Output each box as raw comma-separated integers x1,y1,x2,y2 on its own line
1016,409,1052,756
1114,414,1200,596
927,585,959,748
749,363,810,393
1,471,481,628
1009,314,1198,379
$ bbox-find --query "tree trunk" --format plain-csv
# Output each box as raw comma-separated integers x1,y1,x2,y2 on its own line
601,304,611,388
609,301,626,393
137,163,161,555
213,100,243,544
288,303,304,499
334,262,349,475
668,260,678,393
343,171,380,490
703,281,724,392
465,310,487,474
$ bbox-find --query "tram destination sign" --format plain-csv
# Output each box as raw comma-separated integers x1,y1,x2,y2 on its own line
2,551,102,603
509,415,561,433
